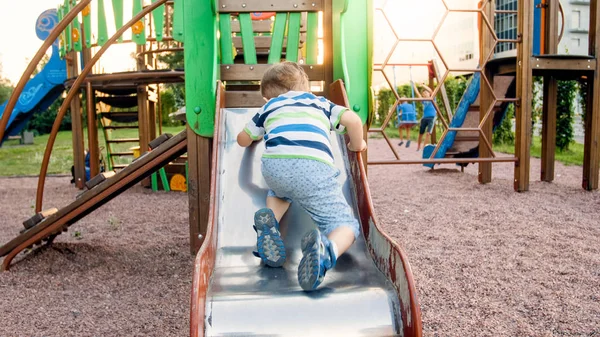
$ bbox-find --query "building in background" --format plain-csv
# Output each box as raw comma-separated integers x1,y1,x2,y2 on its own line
494,0,590,57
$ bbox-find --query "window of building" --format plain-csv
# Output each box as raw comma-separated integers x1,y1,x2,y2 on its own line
572,10,581,30
572,38,581,47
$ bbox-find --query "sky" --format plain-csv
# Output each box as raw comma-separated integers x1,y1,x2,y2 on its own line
0,0,479,86
0,0,135,84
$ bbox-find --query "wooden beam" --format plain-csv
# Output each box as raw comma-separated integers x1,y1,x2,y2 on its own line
137,86,150,154
187,83,223,254
531,56,595,71
540,0,559,182
69,52,86,190
541,77,557,181
187,127,212,253
479,2,494,184
218,0,323,12
220,64,325,81
584,0,600,190
515,0,534,192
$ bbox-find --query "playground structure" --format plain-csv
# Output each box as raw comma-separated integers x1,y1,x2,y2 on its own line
370,0,599,192
0,0,599,336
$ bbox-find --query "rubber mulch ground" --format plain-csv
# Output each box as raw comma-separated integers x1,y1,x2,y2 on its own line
1,139,599,336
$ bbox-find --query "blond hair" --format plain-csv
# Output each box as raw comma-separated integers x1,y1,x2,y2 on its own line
261,61,310,99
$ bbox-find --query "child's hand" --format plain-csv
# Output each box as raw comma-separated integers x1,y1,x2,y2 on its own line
348,139,367,152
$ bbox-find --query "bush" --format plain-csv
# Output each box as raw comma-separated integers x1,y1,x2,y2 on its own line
26,97,71,135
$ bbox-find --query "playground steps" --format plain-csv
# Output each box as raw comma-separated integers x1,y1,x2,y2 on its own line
0,131,188,271
98,93,141,170
449,75,516,156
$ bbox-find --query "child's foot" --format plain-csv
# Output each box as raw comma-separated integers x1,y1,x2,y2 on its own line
297,229,337,291
406,140,411,148
398,141,404,146
253,208,286,267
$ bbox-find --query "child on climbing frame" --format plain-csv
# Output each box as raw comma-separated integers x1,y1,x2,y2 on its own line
396,97,416,148
236,61,367,291
413,82,436,151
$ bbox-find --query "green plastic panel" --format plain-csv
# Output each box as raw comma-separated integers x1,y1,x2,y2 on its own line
332,0,370,124
58,5,65,58
159,168,170,192
132,0,147,45
112,0,123,43
65,0,72,52
72,13,82,52
151,0,165,41
238,14,257,64
184,0,217,137
285,12,301,62
97,0,109,46
83,4,92,47
306,12,318,64
219,14,234,64
267,13,287,64
173,0,184,42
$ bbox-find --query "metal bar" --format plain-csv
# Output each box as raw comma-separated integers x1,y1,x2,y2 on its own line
448,127,481,131
368,157,518,165
496,10,519,13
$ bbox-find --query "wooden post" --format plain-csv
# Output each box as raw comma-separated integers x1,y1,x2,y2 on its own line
69,51,86,189
515,0,534,191
540,0,559,182
584,0,600,190
137,86,150,154
86,82,100,177
187,128,212,254
479,1,495,184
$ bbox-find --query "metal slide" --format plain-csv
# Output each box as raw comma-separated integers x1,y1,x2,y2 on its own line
0,131,187,270
190,107,421,337
0,9,67,145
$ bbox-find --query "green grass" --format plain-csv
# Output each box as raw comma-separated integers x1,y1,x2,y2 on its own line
371,125,584,166
0,125,185,177
493,136,584,166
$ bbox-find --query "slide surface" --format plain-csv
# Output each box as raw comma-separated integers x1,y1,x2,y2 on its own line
0,9,66,144
0,131,187,270
198,108,405,336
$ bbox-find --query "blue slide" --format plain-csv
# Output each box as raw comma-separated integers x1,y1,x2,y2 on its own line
0,9,66,145
422,72,481,167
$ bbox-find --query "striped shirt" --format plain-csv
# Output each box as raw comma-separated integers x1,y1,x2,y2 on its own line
244,91,348,166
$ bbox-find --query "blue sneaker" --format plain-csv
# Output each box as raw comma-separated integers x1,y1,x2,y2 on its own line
253,208,286,267
297,229,337,291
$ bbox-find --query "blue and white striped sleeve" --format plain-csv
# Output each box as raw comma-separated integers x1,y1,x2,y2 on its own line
327,101,349,134
244,111,265,140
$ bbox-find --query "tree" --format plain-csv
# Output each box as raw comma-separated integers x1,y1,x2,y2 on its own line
0,62,14,103
555,80,576,151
